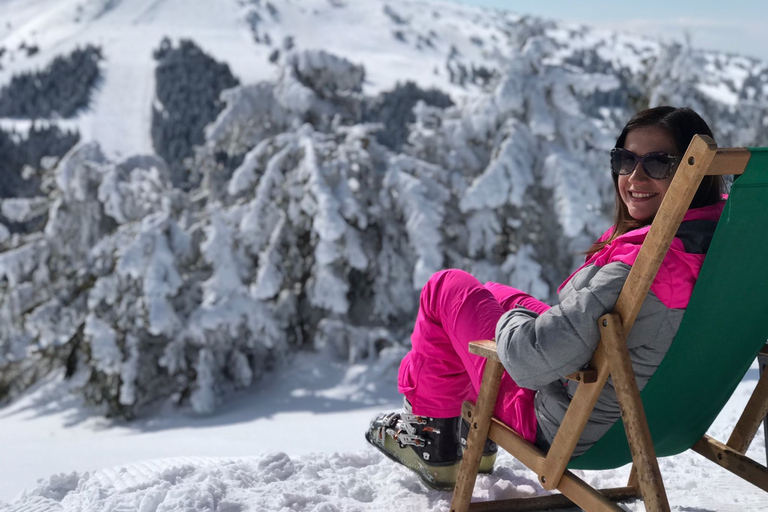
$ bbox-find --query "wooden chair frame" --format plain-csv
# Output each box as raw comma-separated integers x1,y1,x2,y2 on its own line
760,349,768,465
450,135,768,512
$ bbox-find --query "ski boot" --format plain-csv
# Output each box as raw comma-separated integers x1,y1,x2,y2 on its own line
365,400,462,491
460,419,498,474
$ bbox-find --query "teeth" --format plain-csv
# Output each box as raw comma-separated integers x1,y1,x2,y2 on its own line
630,192,656,198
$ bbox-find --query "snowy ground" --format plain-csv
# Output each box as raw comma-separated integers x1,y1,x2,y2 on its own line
0,350,765,511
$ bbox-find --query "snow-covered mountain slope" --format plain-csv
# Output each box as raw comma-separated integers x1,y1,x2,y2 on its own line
2,0,767,157
1,0,266,157
0,0,512,157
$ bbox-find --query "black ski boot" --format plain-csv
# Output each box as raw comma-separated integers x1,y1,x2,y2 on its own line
460,419,498,474
365,399,463,490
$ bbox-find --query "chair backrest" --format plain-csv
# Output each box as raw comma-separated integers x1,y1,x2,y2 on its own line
570,148,768,470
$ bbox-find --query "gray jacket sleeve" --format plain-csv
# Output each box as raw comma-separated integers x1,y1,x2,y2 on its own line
495,262,630,389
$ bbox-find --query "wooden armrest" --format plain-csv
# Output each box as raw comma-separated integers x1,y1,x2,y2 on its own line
470,340,599,383
468,339,500,361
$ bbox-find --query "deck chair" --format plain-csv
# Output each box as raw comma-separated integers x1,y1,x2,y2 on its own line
450,135,768,512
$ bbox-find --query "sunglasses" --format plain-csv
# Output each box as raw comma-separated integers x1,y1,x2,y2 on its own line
610,148,681,180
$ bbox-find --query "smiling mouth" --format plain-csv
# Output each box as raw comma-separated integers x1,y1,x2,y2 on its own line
629,191,657,199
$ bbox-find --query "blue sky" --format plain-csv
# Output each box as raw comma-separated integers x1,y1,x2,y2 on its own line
452,0,768,62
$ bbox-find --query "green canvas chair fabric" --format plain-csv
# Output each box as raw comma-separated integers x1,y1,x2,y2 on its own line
570,148,768,470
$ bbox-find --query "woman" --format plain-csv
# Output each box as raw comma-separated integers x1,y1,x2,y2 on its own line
365,106,727,491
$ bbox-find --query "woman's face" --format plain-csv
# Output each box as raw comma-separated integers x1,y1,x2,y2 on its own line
618,126,679,221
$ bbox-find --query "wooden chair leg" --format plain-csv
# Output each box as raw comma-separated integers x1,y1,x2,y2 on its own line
758,349,768,465
600,314,670,512
727,346,768,456
450,359,504,512
627,464,639,491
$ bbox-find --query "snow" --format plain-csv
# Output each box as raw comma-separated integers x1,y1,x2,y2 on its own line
0,353,765,511
0,0,515,159
459,118,536,211
384,155,448,288
83,313,122,374
0,348,405,505
1,0,768,510
696,82,741,107
2,0,765,163
0,197,49,223
0,0,268,158
544,24,660,75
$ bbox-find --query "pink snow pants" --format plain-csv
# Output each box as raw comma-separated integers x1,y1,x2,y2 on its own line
397,269,551,443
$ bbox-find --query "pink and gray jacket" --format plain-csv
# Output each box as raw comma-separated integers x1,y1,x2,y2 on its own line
495,200,726,456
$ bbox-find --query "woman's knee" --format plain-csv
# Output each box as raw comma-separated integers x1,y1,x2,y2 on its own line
422,269,475,298
420,269,482,316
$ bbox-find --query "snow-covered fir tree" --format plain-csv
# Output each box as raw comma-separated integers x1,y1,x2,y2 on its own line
1,6,768,417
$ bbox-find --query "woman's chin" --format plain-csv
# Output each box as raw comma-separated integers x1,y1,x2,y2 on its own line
628,208,657,222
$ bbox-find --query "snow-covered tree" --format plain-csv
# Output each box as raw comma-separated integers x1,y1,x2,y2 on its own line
2,18,768,418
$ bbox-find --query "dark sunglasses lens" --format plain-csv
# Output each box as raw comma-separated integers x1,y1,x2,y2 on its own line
610,149,635,175
643,154,674,179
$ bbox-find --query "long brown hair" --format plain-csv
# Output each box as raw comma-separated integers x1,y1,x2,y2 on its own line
587,106,725,255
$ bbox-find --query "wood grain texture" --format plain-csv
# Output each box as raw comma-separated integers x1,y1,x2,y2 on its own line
600,313,669,512
468,339,500,362
708,147,750,175
450,360,504,512
727,347,768,454
692,435,768,492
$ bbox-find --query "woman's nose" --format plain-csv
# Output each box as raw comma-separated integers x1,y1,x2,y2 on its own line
627,162,648,182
